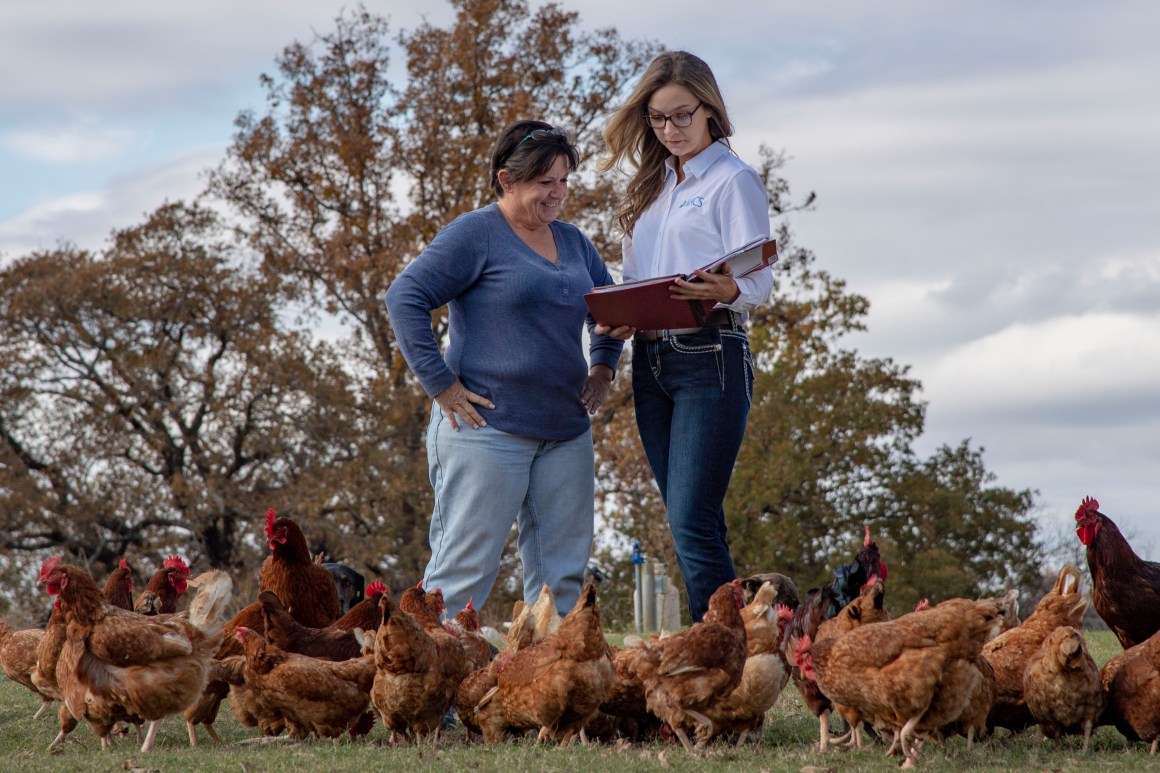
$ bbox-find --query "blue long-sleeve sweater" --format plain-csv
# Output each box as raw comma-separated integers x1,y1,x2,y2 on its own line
385,203,624,441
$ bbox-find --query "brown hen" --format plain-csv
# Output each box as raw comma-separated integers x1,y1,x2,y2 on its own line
982,564,1087,732
1024,625,1104,750
477,581,613,745
38,558,232,752
634,580,748,753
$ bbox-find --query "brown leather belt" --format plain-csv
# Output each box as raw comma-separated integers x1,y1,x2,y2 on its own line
634,308,735,343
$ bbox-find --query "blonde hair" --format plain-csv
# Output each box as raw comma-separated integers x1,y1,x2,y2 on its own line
599,51,733,235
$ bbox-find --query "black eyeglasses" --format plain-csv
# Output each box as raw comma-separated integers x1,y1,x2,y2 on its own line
517,127,568,146
644,102,704,129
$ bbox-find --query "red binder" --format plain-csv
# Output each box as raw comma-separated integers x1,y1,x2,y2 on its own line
585,238,777,330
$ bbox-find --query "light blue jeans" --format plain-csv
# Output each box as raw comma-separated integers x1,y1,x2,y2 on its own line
422,403,595,617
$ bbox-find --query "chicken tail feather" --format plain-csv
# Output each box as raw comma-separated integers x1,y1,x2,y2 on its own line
187,571,234,628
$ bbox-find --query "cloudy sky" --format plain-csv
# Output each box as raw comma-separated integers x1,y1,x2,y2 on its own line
2,1,1157,559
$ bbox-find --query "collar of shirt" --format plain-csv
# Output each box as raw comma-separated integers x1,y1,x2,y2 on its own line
664,139,731,184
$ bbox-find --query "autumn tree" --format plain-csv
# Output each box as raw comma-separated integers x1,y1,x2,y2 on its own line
205,0,657,618
0,202,362,591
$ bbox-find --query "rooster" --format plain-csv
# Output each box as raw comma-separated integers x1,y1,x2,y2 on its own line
134,555,191,616
261,508,341,628
1075,496,1160,649
38,557,232,751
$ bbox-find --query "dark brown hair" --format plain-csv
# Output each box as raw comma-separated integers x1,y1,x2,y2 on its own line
489,120,579,197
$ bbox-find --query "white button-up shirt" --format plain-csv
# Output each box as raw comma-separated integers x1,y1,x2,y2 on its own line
622,140,773,311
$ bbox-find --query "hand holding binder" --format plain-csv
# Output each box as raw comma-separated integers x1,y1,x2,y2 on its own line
584,238,777,330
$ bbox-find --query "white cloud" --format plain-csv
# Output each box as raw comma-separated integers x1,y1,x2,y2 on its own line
3,120,136,164
0,144,223,260
922,312,1160,421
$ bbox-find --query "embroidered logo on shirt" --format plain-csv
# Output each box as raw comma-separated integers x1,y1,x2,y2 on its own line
678,196,705,209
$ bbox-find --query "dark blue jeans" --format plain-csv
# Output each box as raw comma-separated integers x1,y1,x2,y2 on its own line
631,324,754,622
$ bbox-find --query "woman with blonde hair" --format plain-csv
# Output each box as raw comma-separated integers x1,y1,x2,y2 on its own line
597,51,772,622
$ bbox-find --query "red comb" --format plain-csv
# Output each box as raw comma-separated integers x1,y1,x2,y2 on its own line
864,524,872,547
39,555,62,581
265,508,277,536
366,579,386,597
1075,496,1099,521
416,579,424,589
466,597,475,611
163,555,189,574
119,558,129,570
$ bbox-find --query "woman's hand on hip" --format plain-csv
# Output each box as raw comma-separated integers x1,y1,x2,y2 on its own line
434,379,494,431
580,364,614,415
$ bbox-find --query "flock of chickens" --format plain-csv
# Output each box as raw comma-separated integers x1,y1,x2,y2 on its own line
2,498,1160,766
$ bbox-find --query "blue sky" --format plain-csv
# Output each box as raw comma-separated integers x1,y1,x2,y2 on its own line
2,0,1158,561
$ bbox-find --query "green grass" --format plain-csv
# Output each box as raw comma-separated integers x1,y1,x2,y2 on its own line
2,630,1159,772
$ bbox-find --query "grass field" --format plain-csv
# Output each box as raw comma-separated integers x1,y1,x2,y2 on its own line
2,630,1159,772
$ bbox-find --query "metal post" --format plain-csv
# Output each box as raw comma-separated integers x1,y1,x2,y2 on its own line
642,561,656,633
631,541,644,633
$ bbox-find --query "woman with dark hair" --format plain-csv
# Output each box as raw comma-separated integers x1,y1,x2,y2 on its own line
386,120,623,617
597,52,773,622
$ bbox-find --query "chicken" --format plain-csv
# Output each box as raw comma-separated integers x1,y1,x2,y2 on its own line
631,580,747,753
134,555,190,616
476,580,613,746
32,557,175,743
529,583,562,642
786,572,889,751
38,557,232,752
183,600,264,745
445,597,494,673
1075,496,1160,650
101,558,135,611
809,574,892,750
259,590,359,662
1101,628,1160,753
1,617,52,718
983,564,1087,732
935,655,996,749
372,587,467,746
783,526,887,744
184,508,339,743
260,508,341,628
229,626,375,738
259,580,388,662
455,600,535,737
698,583,796,746
797,597,1004,768
1023,625,1103,750
593,641,662,741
